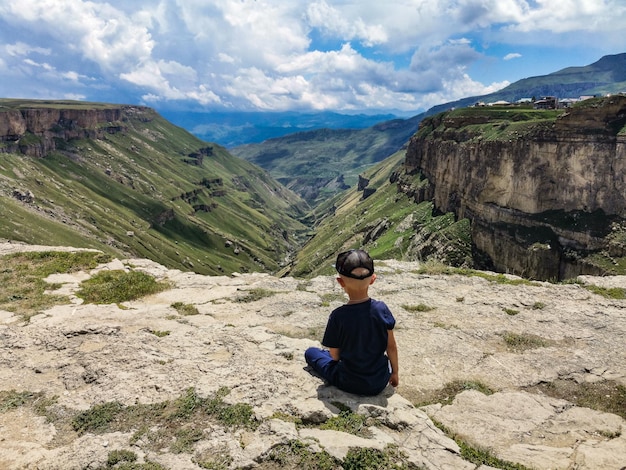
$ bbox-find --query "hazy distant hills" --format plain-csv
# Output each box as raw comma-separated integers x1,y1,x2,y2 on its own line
160,110,402,148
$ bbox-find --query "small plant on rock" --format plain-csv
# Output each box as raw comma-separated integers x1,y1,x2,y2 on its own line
402,303,436,312
342,445,415,470
171,302,200,315
235,288,276,303
263,439,338,470
503,332,550,351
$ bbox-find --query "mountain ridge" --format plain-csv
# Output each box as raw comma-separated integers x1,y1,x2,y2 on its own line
0,99,309,275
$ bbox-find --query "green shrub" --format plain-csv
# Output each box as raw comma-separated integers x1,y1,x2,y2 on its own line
342,445,413,470
106,449,137,466
72,402,124,434
320,409,369,437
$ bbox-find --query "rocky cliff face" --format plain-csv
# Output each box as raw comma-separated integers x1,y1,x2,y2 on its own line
0,104,150,157
403,96,626,280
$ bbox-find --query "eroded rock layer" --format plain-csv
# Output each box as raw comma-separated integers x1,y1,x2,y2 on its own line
403,96,626,279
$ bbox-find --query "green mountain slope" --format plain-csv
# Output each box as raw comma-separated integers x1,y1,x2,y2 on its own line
284,150,471,278
230,116,421,206
0,100,309,275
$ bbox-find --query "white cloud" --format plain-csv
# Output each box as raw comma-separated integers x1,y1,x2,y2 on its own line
6,42,51,57
506,0,626,34
306,0,387,47
0,0,154,71
1,0,625,112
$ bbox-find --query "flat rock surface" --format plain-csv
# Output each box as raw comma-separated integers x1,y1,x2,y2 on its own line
1,242,625,469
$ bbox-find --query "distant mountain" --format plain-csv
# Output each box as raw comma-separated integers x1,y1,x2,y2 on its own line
231,115,422,206
159,110,401,148
427,52,626,115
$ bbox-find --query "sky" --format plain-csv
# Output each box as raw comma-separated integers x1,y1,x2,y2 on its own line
1,0,626,116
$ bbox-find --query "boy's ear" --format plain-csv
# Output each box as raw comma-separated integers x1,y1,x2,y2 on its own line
369,273,377,285
336,276,345,287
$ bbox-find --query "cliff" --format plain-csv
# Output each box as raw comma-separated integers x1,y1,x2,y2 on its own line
0,101,141,157
402,96,626,280
1,242,625,469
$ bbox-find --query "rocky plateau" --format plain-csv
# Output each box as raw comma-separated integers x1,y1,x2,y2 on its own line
0,242,625,469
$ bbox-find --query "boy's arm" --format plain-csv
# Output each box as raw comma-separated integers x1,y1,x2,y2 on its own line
328,347,341,361
386,330,399,387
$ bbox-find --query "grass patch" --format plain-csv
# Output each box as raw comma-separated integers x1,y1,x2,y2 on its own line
0,390,46,413
402,303,435,312
235,288,277,303
72,402,124,434
149,329,170,337
414,263,540,286
171,302,200,315
320,408,370,437
66,387,257,456
503,308,519,316
195,445,234,469
431,419,531,470
270,412,303,425
582,284,626,299
171,427,204,454
531,301,546,309
0,250,111,321
106,449,138,466
98,450,167,470
76,270,170,303
342,445,416,470
260,439,338,470
527,379,626,420
503,332,550,351
415,380,494,407
273,325,325,341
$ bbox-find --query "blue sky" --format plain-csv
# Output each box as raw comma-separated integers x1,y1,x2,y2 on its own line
1,0,625,115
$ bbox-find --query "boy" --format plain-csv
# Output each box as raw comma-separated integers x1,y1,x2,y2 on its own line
304,249,399,396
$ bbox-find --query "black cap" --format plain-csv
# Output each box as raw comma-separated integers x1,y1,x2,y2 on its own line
335,249,374,279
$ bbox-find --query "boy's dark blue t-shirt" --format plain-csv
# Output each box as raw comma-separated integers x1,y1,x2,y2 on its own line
322,299,395,395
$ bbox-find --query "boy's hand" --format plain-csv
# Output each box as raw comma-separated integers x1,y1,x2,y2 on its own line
389,372,399,387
